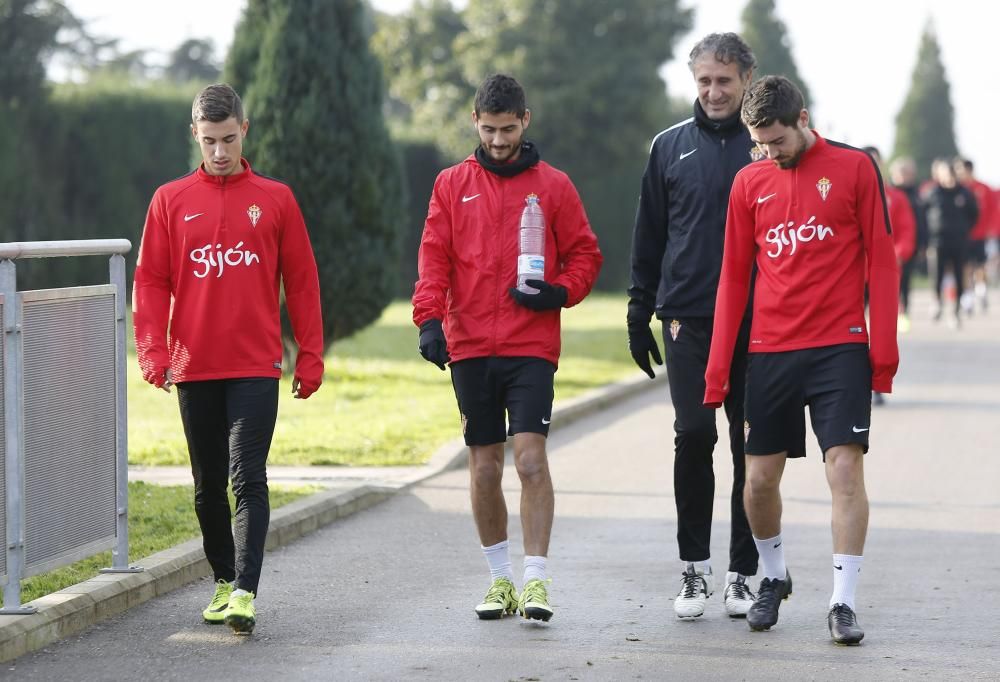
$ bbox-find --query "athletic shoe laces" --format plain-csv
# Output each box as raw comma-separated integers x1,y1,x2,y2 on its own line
521,579,549,604
680,571,706,599
208,580,232,609
755,577,783,608
483,578,513,603
727,578,753,601
230,592,254,611
830,603,857,627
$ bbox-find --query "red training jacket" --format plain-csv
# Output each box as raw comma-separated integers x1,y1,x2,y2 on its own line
886,185,916,264
133,160,324,396
964,178,997,241
412,155,602,366
704,132,899,406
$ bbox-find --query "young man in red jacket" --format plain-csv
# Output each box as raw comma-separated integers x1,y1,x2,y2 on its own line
133,84,324,635
704,76,899,645
412,74,602,622
954,157,996,314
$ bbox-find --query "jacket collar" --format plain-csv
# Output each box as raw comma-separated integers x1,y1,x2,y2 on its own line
196,158,253,186
474,142,540,177
693,100,744,136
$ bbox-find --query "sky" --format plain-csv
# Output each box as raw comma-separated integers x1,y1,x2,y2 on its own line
64,0,1000,184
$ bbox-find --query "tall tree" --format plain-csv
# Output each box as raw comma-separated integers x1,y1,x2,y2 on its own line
892,22,958,180
455,0,693,288
0,0,71,243
238,0,404,350
223,0,269,96
739,0,812,107
0,0,65,106
165,38,220,83
370,0,470,159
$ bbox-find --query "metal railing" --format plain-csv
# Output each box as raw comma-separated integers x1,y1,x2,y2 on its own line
0,240,140,614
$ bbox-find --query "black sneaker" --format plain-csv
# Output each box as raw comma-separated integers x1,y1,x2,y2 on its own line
828,603,865,645
746,571,792,631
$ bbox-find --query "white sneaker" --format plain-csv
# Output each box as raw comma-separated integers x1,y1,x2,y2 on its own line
723,572,755,618
674,565,713,618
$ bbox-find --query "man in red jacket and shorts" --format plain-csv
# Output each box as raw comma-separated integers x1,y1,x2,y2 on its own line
133,83,324,635
413,74,602,623
704,76,899,645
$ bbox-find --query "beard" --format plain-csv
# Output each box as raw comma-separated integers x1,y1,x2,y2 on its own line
775,128,808,169
480,133,524,163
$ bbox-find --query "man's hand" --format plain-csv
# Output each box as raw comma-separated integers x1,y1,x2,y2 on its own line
292,377,318,399
627,303,662,379
160,368,174,393
418,319,450,370
509,280,567,311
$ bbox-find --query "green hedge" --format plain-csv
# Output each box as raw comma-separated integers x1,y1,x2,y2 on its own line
2,81,192,290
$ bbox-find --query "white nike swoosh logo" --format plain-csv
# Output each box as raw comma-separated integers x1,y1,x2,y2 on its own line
541,418,551,425
679,149,697,160
757,193,777,204
184,212,205,222
852,426,869,433
461,194,481,203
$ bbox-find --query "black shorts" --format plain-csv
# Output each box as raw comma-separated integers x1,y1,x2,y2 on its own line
449,357,556,446
744,344,872,459
967,240,987,265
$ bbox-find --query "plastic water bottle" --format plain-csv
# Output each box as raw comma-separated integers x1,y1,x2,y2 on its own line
517,194,545,294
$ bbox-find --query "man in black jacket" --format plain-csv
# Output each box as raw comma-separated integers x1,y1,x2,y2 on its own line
628,32,759,619
925,158,979,327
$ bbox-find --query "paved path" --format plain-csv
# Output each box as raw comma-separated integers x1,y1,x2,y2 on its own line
6,290,1000,680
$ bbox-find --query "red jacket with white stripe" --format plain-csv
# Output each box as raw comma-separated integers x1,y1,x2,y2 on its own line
705,132,899,405
412,154,602,366
132,160,324,395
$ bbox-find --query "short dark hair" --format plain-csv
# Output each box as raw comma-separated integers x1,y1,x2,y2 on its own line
474,74,526,118
955,157,974,172
192,83,244,124
863,146,882,163
688,32,757,79
741,75,804,129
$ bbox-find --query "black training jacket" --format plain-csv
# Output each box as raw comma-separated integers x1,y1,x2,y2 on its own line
924,183,979,248
629,101,757,319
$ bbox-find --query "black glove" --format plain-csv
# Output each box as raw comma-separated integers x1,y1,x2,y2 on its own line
627,300,663,379
509,279,568,311
418,319,450,370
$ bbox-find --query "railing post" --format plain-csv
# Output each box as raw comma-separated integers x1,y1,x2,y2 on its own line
101,254,141,574
0,259,35,614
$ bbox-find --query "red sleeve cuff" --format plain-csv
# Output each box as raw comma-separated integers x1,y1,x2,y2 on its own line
703,388,727,408
872,375,893,394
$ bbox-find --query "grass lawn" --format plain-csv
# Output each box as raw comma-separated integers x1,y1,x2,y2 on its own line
129,292,637,467
2,481,318,607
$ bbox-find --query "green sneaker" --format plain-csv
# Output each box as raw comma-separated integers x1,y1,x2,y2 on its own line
518,579,553,622
475,577,519,620
223,591,256,634
202,579,233,624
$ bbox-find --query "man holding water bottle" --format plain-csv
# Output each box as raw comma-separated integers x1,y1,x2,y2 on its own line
412,74,602,622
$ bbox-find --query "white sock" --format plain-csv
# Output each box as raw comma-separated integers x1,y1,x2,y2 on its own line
830,554,863,609
482,540,515,582
523,555,547,584
753,534,786,580
231,588,249,598
684,559,712,576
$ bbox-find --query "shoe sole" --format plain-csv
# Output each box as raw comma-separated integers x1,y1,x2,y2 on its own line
522,606,553,622
203,614,226,624
225,615,255,635
475,608,515,620
832,635,864,646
